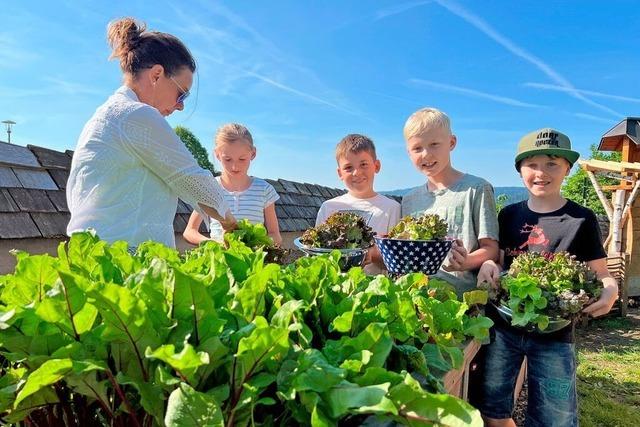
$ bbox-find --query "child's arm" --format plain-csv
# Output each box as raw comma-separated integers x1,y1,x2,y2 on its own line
477,250,505,287
444,238,499,273
183,211,210,245
464,238,499,270
582,258,618,317
264,203,282,246
446,180,500,272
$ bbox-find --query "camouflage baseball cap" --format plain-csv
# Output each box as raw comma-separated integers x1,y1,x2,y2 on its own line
515,128,580,170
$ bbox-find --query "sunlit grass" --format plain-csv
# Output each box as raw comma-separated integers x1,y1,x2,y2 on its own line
577,316,640,426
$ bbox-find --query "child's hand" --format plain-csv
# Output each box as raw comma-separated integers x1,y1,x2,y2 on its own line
582,282,618,318
477,260,501,288
443,239,467,272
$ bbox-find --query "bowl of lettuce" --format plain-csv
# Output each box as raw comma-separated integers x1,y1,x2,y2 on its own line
295,212,374,271
375,214,453,275
489,251,602,333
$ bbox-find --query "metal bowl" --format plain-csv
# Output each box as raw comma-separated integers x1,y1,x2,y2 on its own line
374,236,453,275
293,238,368,271
494,302,572,333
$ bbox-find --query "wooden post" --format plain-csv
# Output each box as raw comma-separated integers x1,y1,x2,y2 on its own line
610,190,626,254
620,179,640,228
621,254,629,317
586,170,613,221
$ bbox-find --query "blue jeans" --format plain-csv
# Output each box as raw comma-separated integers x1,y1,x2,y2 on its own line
476,325,577,427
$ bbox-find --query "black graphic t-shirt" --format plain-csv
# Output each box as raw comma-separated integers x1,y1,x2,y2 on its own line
490,199,606,342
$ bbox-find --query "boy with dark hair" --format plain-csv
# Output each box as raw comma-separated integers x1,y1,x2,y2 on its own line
316,134,400,273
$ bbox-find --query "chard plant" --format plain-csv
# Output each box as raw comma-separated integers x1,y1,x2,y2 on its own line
0,227,491,427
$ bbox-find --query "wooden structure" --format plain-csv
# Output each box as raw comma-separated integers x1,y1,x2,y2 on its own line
443,339,481,400
579,117,640,315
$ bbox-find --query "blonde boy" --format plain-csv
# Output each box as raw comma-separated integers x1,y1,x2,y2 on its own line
316,134,401,271
401,107,499,291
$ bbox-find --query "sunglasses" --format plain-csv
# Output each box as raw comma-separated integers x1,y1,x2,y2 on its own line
169,75,190,104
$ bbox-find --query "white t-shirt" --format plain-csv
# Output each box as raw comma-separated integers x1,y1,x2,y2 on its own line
315,193,401,236
209,177,279,242
67,86,229,248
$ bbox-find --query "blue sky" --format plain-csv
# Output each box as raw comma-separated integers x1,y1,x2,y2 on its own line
1,0,639,190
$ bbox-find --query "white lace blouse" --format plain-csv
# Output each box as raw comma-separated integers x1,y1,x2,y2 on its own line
67,86,229,248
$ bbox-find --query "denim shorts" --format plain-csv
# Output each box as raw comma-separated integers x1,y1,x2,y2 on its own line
475,325,577,427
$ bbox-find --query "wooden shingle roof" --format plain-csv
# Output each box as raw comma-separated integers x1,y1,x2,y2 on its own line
0,142,348,239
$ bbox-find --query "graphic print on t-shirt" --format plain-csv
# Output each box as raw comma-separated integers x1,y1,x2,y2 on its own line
505,222,551,259
518,223,550,250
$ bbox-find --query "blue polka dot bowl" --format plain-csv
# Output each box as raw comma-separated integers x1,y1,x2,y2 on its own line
374,237,453,275
293,238,369,272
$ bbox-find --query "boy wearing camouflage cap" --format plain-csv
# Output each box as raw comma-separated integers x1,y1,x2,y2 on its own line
474,129,618,427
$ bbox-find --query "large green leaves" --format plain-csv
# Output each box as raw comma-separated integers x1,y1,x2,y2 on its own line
146,344,209,385
165,383,224,427
14,358,105,408
0,229,492,426
87,282,160,380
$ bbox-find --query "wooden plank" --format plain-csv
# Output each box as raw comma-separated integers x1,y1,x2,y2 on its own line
8,188,57,212
279,179,300,194
317,185,335,199
0,166,22,187
12,168,58,190
0,189,19,212
31,212,70,237
46,190,69,212
294,182,312,196
603,183,635,191
27,145,72,169
443,339,481,400
579,158,640,175
264,178,285,194
275,205,287,220
622,138,632,163
0,212,41,238
48,169,70,189
608,254,628,316
283,205,301,218
0,142,41,168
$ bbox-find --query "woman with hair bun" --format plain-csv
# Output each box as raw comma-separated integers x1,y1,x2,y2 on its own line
67,17,236,248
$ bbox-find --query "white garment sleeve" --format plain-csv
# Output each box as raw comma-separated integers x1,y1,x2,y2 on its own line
389,201,401,232
120,107,230,217
315,202,328,226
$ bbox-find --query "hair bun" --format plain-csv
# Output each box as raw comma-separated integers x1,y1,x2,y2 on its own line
107,17,146,61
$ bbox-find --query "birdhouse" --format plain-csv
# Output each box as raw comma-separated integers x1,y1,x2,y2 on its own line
579,117,640,314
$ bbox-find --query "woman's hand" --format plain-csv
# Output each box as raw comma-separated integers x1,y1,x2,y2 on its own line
477,260,501,288
220,211,237,232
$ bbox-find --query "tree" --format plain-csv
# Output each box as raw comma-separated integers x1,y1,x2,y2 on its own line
495,194,509,213
175,126,217,175
561,145,621,214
